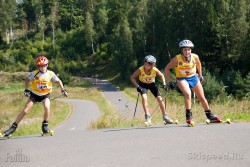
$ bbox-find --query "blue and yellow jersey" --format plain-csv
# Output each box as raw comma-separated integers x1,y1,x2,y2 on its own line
139,66,157,84
175,54,197,78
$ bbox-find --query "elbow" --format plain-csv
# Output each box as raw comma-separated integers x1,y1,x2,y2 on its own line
164,67,169,74
130,76,134,82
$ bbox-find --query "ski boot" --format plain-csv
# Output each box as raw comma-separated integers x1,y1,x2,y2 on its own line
41,121,54,136
2,122,18,138
144,114,152,127
205,110,222,124
186,110,195,127
163,114,178,125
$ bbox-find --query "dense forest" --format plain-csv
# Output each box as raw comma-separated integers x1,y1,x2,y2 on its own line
0,0,250,100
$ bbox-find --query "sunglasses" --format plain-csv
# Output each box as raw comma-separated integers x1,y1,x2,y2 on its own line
38,65,48,67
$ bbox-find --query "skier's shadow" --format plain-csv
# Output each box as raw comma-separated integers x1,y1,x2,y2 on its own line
0,134,49,140
102,124,184,133
102,123,210,133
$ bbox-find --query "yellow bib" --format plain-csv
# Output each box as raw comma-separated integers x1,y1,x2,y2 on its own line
139,66,156,84
175,54,197,78
31,70,53,95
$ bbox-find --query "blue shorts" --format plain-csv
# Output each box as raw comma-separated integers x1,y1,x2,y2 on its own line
177,75,199,88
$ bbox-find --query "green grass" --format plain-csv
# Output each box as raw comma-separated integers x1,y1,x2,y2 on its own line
117,87,250,126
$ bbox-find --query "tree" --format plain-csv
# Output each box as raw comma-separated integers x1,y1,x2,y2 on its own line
129,0,148,64
84,12,96,54
244,72,250,98
0,0,16,44
202,69,227,103
107,0,134,82
58,0,84,31
93,0,108,44
49,1,59,53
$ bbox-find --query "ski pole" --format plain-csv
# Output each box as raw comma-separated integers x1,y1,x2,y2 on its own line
193,91,196,104
150,89,170,118
131,93,140,127
50,94,63,101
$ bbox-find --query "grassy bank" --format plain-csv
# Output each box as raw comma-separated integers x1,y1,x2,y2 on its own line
89,85,248,128
121,87,250,126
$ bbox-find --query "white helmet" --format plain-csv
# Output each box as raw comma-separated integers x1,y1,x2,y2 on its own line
179,40,194,48
144,55,156,64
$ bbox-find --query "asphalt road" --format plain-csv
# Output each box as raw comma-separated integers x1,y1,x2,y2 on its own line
0,79,249,167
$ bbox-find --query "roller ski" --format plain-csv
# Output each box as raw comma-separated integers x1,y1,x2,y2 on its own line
41,121,54,136
163,114,178,125
186,110,195,127
1,122,18,138
204,110,230,124
206,118,231,124
0,133,11,139
144,114,152,127
205,110,230,124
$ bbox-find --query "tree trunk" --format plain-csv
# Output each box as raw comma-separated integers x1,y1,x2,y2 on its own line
5,29,9,44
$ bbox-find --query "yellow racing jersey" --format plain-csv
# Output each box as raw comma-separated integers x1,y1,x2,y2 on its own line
27,70,60,96
139,66,157,84
175,54,197,78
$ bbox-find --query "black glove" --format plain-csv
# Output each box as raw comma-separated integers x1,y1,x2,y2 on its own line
24,89,30,96
162,85,168,92
62,89,68,97
199,76,205,83
169,82,176,90
137,86,143,93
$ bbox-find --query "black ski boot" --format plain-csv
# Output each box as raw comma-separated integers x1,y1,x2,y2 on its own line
205,110,221,122
3,122,18,137
41,120,54,136
186,109,193,123
42,120,50,133
186,109,195,126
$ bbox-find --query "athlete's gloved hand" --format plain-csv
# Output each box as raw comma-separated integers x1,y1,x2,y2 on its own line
24,89,30,97
137,86,143,93
62,89,68,97
162,85,168,92
199,76,205,83
169,81,176,90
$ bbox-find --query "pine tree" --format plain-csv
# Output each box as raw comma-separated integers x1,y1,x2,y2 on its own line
244,72,250,98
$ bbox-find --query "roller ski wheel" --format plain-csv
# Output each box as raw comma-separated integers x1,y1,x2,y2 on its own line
206,118,231,124
144,121,152,127
144,114,151,127
187,120,195,127
164,119,179,125
41,130,54,136
0,133,12,139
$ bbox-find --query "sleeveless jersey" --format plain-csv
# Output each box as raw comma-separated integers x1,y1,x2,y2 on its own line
175,54,197,78
28,70,59,96
139,66,157,84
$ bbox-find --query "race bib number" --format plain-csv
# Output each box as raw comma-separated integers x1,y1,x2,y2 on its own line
37,83,48,90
